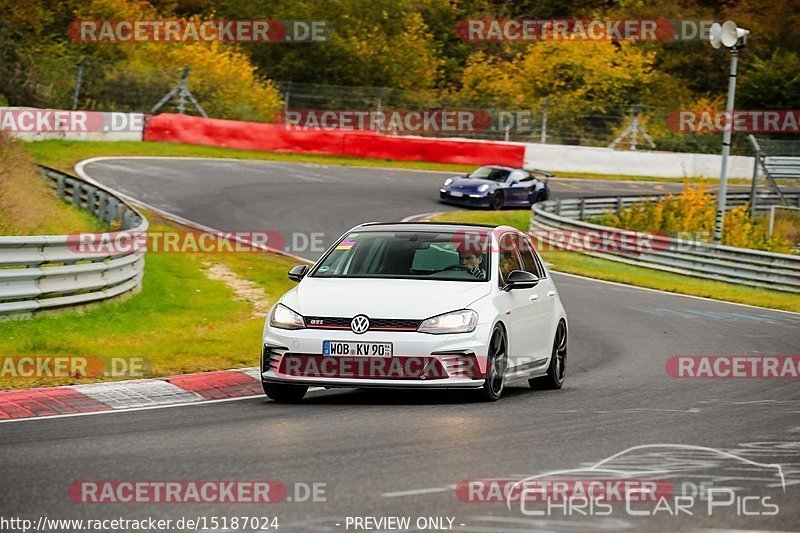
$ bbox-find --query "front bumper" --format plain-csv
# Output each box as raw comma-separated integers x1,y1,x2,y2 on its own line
262,323,493,389
439,190,491,207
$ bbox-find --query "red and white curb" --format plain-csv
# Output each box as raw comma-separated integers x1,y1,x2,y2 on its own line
0,367,268,421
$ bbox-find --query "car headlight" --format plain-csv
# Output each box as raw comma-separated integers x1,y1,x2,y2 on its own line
417,310,478,334
443,178,453,187
269,304,305,330
477,184,490,192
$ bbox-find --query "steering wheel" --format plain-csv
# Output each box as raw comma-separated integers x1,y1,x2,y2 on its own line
441,264,471,272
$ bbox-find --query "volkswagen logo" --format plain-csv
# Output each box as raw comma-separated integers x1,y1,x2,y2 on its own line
350,315,370,334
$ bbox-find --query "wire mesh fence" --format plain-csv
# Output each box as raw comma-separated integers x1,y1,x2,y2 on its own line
0,51,767,154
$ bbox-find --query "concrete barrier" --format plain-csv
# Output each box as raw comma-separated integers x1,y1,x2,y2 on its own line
143,113,526,167
522,142,753,179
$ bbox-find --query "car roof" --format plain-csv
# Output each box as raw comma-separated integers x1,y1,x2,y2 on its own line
350,221,520,234
482,165,520,172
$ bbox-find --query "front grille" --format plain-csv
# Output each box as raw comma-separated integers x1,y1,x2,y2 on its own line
262,345,286,373
437,351,483,379
279,355,447,380
305,317,422,332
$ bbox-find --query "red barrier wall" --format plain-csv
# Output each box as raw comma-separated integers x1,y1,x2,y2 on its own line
144,114,525,167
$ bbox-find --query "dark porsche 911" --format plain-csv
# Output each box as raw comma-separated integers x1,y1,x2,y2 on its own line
439,165,553,210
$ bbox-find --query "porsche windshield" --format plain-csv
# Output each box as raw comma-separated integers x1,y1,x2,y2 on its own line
311,231,491,281
467,166,511,182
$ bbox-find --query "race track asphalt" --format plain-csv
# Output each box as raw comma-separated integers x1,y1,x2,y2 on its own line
1,158,798,532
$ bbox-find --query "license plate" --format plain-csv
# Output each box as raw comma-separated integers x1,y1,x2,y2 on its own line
450,191,464,197
323,341,393,357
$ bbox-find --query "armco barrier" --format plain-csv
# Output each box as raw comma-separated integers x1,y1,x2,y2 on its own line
530,191,800,293
144,113,526,167
0,166,148,319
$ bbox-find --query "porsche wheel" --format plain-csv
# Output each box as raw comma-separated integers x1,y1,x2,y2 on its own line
490,191,505,210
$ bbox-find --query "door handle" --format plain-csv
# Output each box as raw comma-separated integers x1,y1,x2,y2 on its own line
547,290,556,297
529,294,539,301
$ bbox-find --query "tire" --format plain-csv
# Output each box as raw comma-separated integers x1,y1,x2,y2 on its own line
479,326,508,401
262,381,308,402
530,320,566,390
535,188,549,203
489,191,505,210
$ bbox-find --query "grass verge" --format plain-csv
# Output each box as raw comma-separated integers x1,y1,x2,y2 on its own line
24,139,715,183
2,138,301,389
0,211,300,390
0,135,108,235
431,210,800,313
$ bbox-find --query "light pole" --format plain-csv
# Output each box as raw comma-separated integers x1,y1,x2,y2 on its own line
709,21,750,244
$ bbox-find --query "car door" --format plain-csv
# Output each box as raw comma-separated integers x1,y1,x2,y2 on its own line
492,233,536,372
517,235,556,361
504,170,530,205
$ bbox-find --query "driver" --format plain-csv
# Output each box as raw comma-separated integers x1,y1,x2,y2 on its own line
458,250,486,279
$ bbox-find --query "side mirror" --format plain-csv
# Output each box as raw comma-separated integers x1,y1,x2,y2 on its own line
288,264,309,282
503,270,539,291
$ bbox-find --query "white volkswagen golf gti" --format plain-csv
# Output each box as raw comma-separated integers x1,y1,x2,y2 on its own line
261,222,568,402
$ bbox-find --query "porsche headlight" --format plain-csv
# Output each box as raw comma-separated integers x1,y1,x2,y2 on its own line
269,304,305,330
477,184,490,193
444,178,454,187
417,310,478,334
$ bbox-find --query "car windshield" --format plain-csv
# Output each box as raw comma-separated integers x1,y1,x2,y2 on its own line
311,231,491,281
467,166,511,182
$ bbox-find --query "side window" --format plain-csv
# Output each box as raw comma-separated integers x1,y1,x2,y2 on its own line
508,170,528,182
497,233,523,286
517,236,545,278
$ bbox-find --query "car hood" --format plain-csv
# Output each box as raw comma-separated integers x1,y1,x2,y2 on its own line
447,178,498,191
281,277,491,318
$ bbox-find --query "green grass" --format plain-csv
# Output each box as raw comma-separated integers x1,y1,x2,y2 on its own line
24,139,713,183
26,140,477,175
0,216,300,390
2,137,301,389
432,210,800,313
0,135,109,236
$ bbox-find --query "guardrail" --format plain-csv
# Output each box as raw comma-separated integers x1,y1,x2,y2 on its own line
531,192,800,294
0,166,148,319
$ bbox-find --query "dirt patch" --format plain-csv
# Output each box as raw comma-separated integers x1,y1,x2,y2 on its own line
202,261,271,318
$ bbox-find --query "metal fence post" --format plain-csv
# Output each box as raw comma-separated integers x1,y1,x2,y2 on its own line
375,87,386,132
540,98,549,144
72,56,89,110
97,191,108,222
747,134,760,219
55,175,65,200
